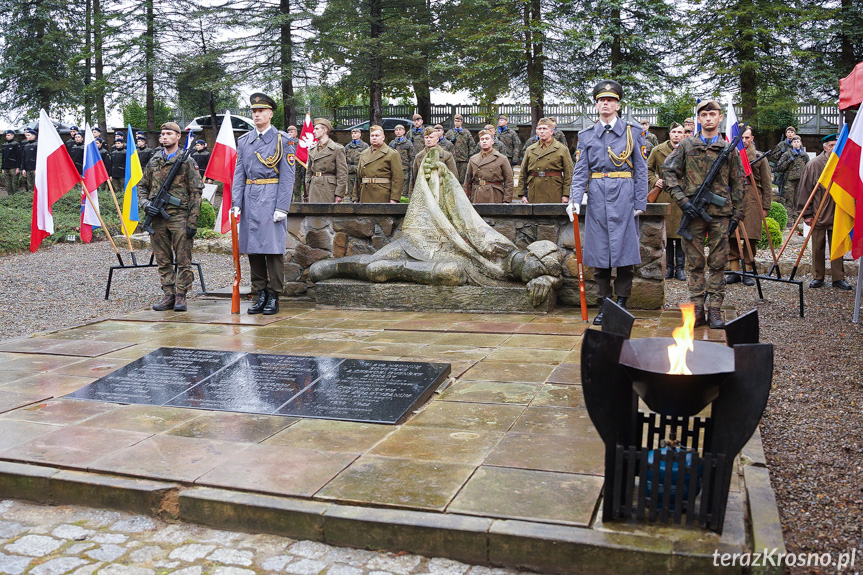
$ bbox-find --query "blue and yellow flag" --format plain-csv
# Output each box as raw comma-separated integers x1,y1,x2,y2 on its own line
122,125,143,238
827,125,853,260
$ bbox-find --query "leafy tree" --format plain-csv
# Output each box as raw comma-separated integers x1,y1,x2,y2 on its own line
795,0,863,100
122,99,173,130
656,90,698,127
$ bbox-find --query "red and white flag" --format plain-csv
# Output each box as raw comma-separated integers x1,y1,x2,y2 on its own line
204,111,238,234
296,110,315,168
724,94,752,177
30,109,82,252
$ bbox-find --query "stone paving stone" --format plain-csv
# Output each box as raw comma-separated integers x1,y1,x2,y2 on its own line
168,568,202,575
69,562,102,575
425,557,471,575
368,426,505,465
167,413,296,444
0,400,119,426
29,557,89,575
499,334,576,350
91,533,128,544
82,405,201,434
529,384,585,408
483,432,604,475
0,552,32,575
207,548,254,566
437,381,540,405
0,393,54,416
289,540,331,559
50,525,90,540
4,534,63,556
211,568,256,575
326,565,363,575
366,553,424,574
127,546,166,564
259,555,292,571
285,558,328,575
168,543,218,562
98,565,155,575
509,406,599,439
460,362,555,383
84,543,126,562
0,426,151,469
64,544,95,555
110,516,157,533
264,420,394,454
0,523,26,539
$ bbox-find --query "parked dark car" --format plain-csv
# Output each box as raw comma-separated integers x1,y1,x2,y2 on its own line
347,118,414,131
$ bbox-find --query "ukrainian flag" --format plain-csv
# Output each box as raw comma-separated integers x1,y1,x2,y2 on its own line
122,125,143,238
826,125,853,260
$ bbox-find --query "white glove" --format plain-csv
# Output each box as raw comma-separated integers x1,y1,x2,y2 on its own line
273,210,287,223
634,209,644,217
230,206,240,217
566,202,579,222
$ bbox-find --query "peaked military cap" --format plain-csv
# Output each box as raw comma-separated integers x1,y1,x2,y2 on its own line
786,125,797,132
423,126,437,136
695,99,721,114
821,133,838,143
593,80,622,101
160,122,182,133
313,117,333,133
250,92,277,110
433,124,444,130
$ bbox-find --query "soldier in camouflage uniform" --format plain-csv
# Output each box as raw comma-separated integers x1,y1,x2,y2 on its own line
640,119,659,155
410,114,426,152
769,126,797,198
434,124,454,153
345,128,369,203
389,124,414,199
444,113,475,182
139,122,204,313
496,114,521,166
662,100,745,329
2,130,22,195
775,135,808,220
286,125,305,203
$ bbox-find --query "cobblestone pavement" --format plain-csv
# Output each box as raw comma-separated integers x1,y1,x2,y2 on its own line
0,499,520,575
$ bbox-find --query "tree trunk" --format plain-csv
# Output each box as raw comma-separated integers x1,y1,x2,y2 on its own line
94,0,106,130
737,6,757,125
145,0,156,141
527,0,544,126
369,0,383,126
280,0,296,127
84,0,92,126
413,82,431,124
839,0,856,76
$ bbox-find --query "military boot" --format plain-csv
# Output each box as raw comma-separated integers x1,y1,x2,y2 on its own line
665,247,674,280
617,297,628,310
262,291,280,315
152,293,175,312
593,298,604,326
173,293,187,312
674,250,686,281
693,304,708,328
708,307,725,329
247,290,268,314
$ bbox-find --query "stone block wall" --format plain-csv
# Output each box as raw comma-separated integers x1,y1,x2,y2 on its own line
284,203,669,309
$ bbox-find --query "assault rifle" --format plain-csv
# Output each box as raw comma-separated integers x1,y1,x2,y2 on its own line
141,146,193,234
676,125,747,241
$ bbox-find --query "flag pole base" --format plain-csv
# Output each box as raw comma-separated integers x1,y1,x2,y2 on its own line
105,252,207,300
723,271,805,317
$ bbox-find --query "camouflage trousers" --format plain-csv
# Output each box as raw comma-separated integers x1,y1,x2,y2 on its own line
782,178,799,221
456,161,468,184
150,214,195,295
400,167,411,199
293,165,306,202
3,169,19,195
682,217,730,307
347,173,358,202
25,171,35,194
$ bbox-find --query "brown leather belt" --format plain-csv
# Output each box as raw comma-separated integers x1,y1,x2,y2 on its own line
530,171,562,177
246,178,279,185
590,171,632,179
361,177,391,184
478,179,503,186
313,171,335,177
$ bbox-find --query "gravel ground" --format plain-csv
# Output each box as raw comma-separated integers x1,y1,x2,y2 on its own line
3,240,862,574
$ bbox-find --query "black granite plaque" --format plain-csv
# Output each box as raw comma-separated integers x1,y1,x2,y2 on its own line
65,348,449,424
66,348,244,405
166,354,345,413
277,359,451,424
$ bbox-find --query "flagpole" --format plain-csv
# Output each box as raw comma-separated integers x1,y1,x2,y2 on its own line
748,172,779,274
105,179,137,265
82,183,123,266
853,260,862,324
788,182,834,280
769,178,822,276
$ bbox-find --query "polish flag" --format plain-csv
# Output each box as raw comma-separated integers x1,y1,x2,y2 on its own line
30,109,82,252
296,110,315,168
724,94,752,177
80,122,106,243
204,111,238,234
831,111,863,258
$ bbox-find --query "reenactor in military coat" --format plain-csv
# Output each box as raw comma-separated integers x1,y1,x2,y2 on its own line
2,130,22,194
569,81,648,326
412,127,459,193
305,118,348,203
389,124,415,199
345,128,369,202
110,137,127,194
355,125,404,204
520,117,573,204
521,119,567,159
21,128,38,193
444,113,475,183
139,122,204,313
230,93,296,315
647,122,685,281
464,129,514,203
496,114,521,166
471,124,503,156
410,114,426,152
640,119,659,155
775,135,808,219
662,99,745,329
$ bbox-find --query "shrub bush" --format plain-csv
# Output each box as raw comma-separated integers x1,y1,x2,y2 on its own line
197,199,216,231
767,201,787,230
758,217,782,251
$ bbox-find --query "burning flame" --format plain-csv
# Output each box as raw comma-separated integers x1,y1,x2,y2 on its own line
667,303,695,375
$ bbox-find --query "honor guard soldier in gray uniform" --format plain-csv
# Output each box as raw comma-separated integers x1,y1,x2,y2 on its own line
345,128,369,202
21,128,38,193
2,130,22,195
445,114,475,182
568,80,648,325
306,118,348,203
230,92,296,315
662,99,745,328
389,124,415,199
139,122,204,312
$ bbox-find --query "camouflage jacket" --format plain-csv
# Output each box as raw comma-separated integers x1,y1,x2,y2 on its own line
345,140,369,174
389,136,415,170
496,126,521,165
139,149,204,225
444,128,475,162
409,126,426,151
661,135,745,221
769,139,794,164
776,149,809,181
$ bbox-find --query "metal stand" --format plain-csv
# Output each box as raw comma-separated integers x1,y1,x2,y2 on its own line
105,252,207,299
723,270,805,318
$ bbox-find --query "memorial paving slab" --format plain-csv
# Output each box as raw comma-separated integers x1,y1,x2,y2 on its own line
0,299,783,574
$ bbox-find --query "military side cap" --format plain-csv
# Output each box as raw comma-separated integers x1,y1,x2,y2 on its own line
412,113,423,120
313,118,333,133
24,128,37,135
696,99,721,114
250,92,276,110
454,113,463,120
433,124,444,130
423,126,437,136
394,124,405,130
478,129,493,138
537,117,554,127
593,80,622,101
70,125,79,131
195,139,207,145
5,129,15,135
160,122,182,133
498,114,508,120
115,134,125,141
350,127,362,132
821,133,838,143
786,125,797,132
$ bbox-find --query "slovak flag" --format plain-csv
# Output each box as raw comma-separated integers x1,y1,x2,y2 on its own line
204,111,238,234
30,109,82,252
296,110,315,168
80,123,106,243
724,94,752,177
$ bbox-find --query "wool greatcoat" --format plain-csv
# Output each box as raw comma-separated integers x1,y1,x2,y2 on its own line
520,139,574,203
569,120,648,269
355,144,404,203
305,139,348,202
231,127,295,255
647,140,682,238
463,149,514,203
740,143,773,240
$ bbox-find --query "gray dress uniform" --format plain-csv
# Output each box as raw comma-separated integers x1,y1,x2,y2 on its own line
232,126,296,295
305,139,348,203
569,119,647,298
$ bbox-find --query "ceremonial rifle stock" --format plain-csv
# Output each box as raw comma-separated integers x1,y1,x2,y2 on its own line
676,125,747,241
572,216,588,322
141,147,193,235
230,212,241,314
